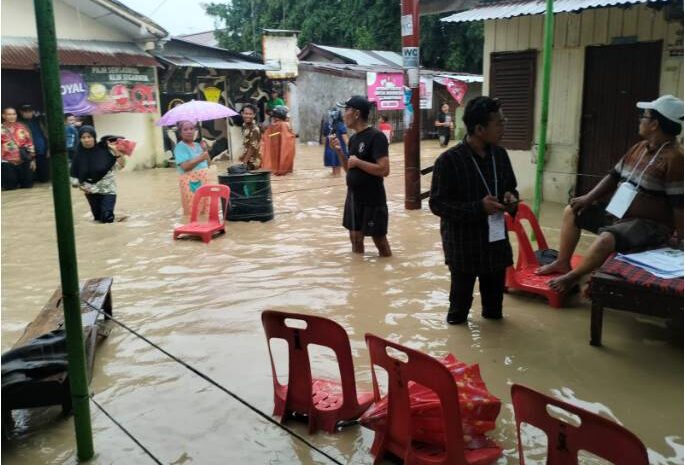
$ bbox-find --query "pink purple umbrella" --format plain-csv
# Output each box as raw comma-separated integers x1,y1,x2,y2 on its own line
156,100,238,126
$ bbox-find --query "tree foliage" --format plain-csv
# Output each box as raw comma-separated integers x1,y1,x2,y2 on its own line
204,0,483,73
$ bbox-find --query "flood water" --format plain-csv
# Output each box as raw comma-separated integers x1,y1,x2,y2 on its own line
2,141,682,465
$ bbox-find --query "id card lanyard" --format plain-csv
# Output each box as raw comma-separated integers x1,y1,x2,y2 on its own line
605,141,669,219
471,150,506,242
470,149,497,199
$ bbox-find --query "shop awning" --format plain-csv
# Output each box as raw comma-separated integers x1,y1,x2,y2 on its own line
154,38,276,71
2,36,159,70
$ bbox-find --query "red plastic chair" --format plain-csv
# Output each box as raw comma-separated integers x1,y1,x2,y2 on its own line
511,384,649,465
504,202,583,307
173,184,230,243
365,334,502,465
261,310,373,434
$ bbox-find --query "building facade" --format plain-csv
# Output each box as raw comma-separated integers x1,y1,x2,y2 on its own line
444,0,683,203
1,0,167,169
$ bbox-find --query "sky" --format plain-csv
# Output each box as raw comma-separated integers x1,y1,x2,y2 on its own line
118,0,218,36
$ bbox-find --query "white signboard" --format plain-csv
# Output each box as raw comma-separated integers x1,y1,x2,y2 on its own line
263,34,299,79
420,76,433,110
401,15,413,37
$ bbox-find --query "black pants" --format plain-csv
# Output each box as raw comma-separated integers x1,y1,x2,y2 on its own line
449,267,506,318
34,152,50,183
1,161,33,190
85,193,116,223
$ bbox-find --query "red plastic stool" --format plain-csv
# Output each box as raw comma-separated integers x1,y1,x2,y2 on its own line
511,384,649,464
261,310,373,434
505,202,583,307
365,334,502,465
173,184,230,243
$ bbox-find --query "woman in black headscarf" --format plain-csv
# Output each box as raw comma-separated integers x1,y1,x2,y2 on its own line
70,125,126,223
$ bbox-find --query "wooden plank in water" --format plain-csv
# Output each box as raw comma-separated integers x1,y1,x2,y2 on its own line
13,277,113,349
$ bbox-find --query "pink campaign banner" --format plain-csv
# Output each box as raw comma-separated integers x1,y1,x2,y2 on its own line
367,73,405,110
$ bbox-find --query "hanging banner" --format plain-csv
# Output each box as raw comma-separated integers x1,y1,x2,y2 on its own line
435,77,468,104
367,72,405,110
419,77,433,110
60,66,158,116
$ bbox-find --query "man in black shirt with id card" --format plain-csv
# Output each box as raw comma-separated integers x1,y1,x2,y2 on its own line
330,95,392,257
429,97,518,325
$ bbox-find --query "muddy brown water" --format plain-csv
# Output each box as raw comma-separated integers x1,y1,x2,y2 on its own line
2,142,682,464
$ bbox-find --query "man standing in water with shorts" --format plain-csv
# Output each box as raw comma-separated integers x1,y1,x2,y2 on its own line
330,95,392,257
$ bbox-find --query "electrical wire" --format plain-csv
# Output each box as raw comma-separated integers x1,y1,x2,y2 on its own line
89,396,164,465
83,301,345,465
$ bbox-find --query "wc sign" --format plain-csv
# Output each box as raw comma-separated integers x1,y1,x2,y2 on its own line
402,47,419,88
402,47,419,68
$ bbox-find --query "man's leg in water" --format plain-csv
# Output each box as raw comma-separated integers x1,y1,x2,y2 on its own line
350,230,364,254
372,235,392,257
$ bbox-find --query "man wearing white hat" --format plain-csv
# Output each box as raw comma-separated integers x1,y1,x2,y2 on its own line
536,95,684,292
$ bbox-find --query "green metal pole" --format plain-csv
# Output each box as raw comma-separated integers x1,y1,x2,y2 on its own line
533,0,555,218
33,0,94,460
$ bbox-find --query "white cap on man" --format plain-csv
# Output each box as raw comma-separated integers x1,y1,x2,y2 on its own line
636,95,684,124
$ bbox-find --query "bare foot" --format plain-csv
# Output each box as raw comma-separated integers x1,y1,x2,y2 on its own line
535,259,572,275
548,272,579,292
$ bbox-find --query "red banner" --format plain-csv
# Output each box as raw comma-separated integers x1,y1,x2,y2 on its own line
436,77,468,104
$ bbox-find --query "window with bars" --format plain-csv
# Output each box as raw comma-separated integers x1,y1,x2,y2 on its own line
489,50,537,150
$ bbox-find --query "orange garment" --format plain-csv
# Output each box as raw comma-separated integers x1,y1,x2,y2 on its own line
261,121,296,176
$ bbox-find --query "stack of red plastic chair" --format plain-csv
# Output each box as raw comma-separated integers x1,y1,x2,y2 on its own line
511,384,649,464
504,202,583,307
363,334,502,465
261,310,373,434
173,184,230,243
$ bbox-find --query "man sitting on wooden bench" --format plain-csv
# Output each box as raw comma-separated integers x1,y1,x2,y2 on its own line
536,95,684,290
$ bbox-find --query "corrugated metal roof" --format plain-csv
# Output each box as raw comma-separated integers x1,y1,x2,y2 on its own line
430,72,484,83
315,45,402,67
442,0,666,22
1,36,158,69
154,38,273,71
299,61,484,83
177,30,219,48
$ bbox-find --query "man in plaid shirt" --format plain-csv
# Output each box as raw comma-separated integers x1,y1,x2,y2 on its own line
430,97,519,325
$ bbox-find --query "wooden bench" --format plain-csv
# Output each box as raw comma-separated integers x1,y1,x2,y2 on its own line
589,270,683,347
2,277,113,431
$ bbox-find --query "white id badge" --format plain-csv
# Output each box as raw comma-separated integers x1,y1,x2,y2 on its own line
488,212,506,242
605,182,638,219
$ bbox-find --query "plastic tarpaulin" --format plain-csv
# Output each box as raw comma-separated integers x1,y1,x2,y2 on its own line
360,354,501,449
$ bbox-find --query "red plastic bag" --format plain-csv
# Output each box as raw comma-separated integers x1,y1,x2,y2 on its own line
361,354,501,449
114,138,136,156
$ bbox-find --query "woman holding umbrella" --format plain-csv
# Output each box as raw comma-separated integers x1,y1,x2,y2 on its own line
174,120,210,216
156,99,238,215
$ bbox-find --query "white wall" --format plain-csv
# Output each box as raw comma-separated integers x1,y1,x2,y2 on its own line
1,0,129,41
93,112,161,169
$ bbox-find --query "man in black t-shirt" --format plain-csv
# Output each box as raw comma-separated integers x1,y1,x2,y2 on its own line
330,95,392,257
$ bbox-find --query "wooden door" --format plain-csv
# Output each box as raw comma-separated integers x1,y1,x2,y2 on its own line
576,41,662,195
